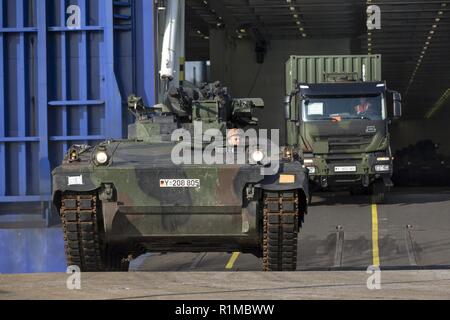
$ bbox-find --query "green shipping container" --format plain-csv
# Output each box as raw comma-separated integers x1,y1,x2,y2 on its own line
285,55,382,95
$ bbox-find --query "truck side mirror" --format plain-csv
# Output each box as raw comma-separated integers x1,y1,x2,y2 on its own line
393,91,402,118
284,95,291,120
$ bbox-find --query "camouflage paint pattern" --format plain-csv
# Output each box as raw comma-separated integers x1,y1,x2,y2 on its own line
52,84,309,253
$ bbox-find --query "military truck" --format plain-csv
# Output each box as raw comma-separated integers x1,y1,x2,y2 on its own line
52,82,309,272
284,55,402,203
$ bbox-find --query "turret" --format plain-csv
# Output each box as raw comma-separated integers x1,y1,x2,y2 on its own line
127,82,264,143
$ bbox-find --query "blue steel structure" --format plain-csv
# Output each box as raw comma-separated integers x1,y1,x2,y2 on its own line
0,0,156,207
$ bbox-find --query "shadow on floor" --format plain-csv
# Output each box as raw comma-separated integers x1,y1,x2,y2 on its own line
310,187,450,206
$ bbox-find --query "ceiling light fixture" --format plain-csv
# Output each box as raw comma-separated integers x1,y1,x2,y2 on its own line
201,1,225,33
286,0,307,38
406,3,446,97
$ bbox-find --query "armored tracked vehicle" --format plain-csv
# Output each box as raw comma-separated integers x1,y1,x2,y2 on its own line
52,82,309,272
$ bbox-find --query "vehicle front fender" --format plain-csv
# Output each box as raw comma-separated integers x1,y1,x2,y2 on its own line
52,167,101,204
256,162,309,211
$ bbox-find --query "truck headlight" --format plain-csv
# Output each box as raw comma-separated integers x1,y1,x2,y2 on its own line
251,150,265,163
95,151,109,165
376,157,390,162
375,165,390,172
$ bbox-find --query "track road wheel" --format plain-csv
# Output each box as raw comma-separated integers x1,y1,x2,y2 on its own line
371,181,386,204
262,190,300,271
61,194,130,272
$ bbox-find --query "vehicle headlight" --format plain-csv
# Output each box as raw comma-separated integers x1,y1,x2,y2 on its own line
68,148,79,162
95,151,109,165
376,157,390,162
251,150,265,163
375,165,390,172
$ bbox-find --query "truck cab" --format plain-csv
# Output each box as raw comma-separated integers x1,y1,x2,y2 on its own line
284,55,402,203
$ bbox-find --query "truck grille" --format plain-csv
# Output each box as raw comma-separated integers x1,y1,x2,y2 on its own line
327,136,373,153
326,158,362,165
332,175,362,183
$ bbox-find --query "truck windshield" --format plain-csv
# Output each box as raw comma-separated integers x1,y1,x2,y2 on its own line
302,94,385,121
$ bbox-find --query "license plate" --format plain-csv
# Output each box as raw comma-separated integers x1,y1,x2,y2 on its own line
334,166,357,173
160,179,200,188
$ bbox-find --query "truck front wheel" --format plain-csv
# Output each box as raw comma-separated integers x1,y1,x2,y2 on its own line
371,180,387,204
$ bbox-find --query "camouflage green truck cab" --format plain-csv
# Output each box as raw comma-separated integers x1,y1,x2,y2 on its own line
284,55,402,203
52,82,309,272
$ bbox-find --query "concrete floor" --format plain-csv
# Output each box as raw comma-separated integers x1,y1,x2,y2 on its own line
1,187,450,299
1,271,450,300
131,187,450,272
